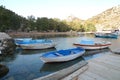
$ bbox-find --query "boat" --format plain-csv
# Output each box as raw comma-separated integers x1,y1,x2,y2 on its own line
14,38,32,45
95,33,118,39
17,39,56,50
73,39,111,50
40,47,85,63
112,29,120,36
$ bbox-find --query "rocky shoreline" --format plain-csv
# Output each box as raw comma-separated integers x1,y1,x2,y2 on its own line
8,32,78,37
8,31,94,38
0,32,16,55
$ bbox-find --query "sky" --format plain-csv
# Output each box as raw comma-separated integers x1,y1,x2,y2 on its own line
0,0,120,20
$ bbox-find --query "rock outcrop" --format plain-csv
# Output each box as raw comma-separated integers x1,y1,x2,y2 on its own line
86,5,120,32
0,32,15,55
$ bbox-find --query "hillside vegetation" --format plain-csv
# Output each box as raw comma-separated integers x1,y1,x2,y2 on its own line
3,5,120,32
0,5,96,32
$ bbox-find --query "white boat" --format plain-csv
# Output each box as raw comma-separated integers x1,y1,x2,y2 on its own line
40,47,85,63
73,39,111,50
19,39,56,49
112,29,120,35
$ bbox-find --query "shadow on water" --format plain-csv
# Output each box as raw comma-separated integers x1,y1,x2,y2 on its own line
0,47,56,62
40,57,84,73
0,64,9,78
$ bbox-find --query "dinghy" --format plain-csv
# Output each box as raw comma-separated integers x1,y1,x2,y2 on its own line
95,33,118,39
40,47,85,63
14,38,32,45
16,39,56,50
73,39,111,50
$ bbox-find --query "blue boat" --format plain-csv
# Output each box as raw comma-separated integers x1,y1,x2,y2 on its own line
95,33,118,39
14,38,32,45
40,47,85,63
73,39,111,50
14,38,56,49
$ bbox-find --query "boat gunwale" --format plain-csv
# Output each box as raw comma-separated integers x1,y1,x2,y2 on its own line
73,43,111,47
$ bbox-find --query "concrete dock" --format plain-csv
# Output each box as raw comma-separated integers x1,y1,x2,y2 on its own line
63,52,120,80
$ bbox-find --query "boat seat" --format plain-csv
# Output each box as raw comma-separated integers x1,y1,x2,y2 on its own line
55,52,63,56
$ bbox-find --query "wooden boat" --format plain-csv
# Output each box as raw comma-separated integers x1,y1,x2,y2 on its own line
17,39,56,49
14,38,32,45
95,33,118,39
73,40,111,50
40,47,85,63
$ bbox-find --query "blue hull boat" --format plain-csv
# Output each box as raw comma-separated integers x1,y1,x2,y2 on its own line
14,38,56,49
95,33,118,39
14,38,32,45
40,47,85,63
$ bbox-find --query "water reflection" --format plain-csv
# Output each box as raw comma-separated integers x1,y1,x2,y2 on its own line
17,48,56,55
84,48,111,55
0,51,18,63
83,48,111,60
40,57,84,73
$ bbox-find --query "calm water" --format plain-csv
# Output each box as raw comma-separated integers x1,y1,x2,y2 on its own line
0,34,120,80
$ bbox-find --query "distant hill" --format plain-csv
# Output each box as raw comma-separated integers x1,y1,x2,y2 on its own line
1,5,120,32
86,5,120,32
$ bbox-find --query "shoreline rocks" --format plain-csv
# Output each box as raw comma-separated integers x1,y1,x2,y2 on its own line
0,64,9,78
0,32,16,55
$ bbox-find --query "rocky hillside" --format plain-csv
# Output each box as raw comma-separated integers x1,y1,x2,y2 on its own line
86,5,120,32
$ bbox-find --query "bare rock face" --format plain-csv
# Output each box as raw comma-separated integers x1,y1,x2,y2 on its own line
0,32,11,40
1,39,16,55
87,5,120,31
0,32,16,55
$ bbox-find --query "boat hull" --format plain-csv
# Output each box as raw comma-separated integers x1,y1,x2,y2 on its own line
40,48,85,63
20,43,56,49
40,52,85,63
73,42,111,50
95,33,118,39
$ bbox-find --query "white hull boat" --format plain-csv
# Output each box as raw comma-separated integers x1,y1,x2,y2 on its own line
20,42,56,49
73,40,111,50
16,39,56,49
40,47,85,63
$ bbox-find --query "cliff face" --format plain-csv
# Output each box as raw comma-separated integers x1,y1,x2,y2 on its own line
86,5,120,32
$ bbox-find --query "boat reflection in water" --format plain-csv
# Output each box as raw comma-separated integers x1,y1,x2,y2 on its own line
19,48,56,55
83,48,111,60
40,56,84,73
